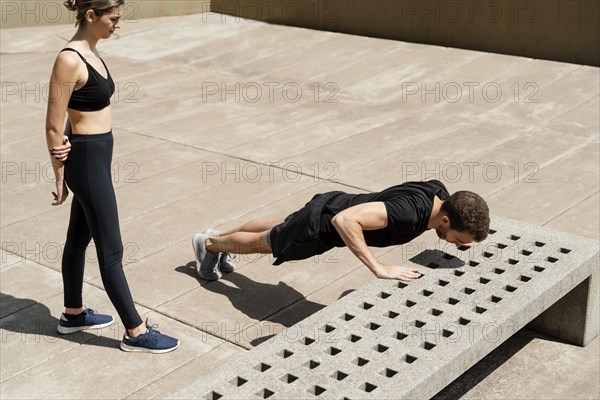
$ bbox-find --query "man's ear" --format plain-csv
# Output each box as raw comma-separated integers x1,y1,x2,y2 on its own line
441,215,450,226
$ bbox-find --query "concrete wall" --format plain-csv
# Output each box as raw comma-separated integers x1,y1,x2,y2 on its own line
0,0,210,29
209,0,600,66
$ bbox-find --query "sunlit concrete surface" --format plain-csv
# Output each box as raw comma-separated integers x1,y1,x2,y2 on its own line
1,12,598,399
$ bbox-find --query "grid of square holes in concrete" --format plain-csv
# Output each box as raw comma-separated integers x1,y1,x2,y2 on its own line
198,217,599,400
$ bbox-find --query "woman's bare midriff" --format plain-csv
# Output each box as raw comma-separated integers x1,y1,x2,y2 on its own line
67,106,112,135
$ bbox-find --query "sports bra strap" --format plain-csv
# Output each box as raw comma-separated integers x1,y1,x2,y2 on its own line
60,48,87,63
99,57,110,73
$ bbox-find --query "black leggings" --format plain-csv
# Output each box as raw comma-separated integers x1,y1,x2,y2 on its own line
62,131,142,329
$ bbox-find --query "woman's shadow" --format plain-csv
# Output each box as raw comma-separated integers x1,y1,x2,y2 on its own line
1,292,122,349
176,261,351,346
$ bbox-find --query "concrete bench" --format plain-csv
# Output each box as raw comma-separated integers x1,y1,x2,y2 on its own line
191,216,599,399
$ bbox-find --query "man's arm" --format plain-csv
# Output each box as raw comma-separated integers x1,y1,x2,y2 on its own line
331,202,421,281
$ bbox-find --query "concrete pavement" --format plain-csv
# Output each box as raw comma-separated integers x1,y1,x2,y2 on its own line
1,12,598,399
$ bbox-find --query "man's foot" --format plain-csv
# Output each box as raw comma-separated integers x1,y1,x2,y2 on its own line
192,232,208,264
205,229,235,273
57,308,114,335
219,252,235,273
200,250,221,280
120,322,179,354
193,232,221,280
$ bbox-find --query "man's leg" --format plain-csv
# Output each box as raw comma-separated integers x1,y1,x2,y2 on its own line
193,218,284,280
207,218,284,254
217,218,284,236
207,232,270,254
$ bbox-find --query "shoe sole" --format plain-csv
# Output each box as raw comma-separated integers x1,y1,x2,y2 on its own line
198,271,222,281
56,319,115,335
120,341,180,354
192,233,208,274
194,232,222,280
198,254,222,280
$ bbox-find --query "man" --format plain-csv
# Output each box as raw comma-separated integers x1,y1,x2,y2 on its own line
193,180,490,281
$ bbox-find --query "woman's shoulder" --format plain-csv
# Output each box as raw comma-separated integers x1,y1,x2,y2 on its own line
51,48,85,82
56,48,83,65
56,44,93,68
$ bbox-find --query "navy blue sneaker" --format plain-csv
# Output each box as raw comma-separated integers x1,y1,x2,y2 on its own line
120,322,179,354
57,308,114,335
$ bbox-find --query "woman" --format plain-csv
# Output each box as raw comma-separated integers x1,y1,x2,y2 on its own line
45,0,178,353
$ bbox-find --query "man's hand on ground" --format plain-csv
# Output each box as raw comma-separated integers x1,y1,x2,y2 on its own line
375,265,422,281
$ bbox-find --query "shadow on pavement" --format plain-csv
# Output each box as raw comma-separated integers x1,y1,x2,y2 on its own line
176,261,327,346
0,292,122,349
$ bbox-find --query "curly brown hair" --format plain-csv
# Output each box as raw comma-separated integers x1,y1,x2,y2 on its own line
441,191,490,242
64,0,125,26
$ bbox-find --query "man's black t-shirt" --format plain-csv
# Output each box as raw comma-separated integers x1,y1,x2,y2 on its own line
319,180,450,248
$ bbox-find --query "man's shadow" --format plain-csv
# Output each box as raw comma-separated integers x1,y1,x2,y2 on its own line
1,293,122,349
176,261,345,346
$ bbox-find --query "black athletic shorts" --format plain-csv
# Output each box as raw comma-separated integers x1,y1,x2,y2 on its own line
269,191,344,265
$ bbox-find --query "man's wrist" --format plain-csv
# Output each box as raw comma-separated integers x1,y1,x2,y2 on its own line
369,262,385,278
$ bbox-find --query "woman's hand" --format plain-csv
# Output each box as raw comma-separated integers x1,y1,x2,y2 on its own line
52,180,69,206
49,136,71,161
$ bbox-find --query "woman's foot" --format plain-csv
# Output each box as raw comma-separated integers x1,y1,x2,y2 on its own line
57,308,114,335
127,322,148,337
120,320,179,354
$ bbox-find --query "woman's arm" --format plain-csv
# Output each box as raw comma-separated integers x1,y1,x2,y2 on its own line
49,120,72,162
45,52,79,205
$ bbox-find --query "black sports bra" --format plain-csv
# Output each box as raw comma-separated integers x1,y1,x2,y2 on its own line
61,48,115,112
